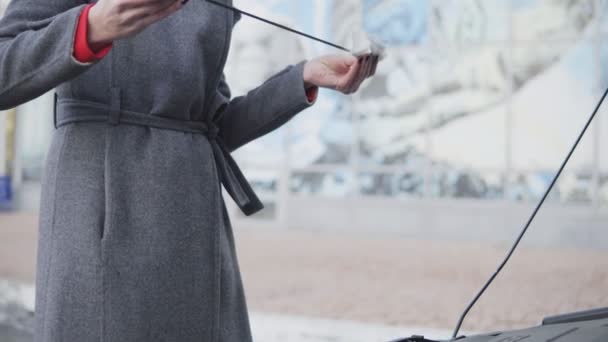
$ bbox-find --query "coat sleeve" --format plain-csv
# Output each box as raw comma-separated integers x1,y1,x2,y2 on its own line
73,3,112,63
214,60,317,153
0,0,99,110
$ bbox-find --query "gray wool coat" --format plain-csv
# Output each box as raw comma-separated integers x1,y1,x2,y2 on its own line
0,0,315,341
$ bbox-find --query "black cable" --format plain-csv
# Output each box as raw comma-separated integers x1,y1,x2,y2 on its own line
205,0,351,52
451,85,608,339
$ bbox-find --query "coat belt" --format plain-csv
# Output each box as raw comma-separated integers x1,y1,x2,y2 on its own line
52,92,264,216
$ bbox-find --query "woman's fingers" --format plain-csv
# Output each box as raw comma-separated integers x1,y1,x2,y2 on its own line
138,0,183,26
90,0,185,42
345,57,364,93
364,54,378,79
344,55,367,93
128,0,182,24
361,54,374,80
369,55,379,77
345,53,381,94
347,54,371,93
303,53,381,95
339,57,362,93
119,0,176,15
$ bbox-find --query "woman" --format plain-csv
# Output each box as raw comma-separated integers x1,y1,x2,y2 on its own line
0,0,376,341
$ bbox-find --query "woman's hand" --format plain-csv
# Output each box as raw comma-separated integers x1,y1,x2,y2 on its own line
303,53,380,94
87,0,185,49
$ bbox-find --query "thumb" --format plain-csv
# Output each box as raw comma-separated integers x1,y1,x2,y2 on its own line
344,54,357,67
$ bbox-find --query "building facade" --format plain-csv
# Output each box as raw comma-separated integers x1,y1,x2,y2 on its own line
1,0,607,245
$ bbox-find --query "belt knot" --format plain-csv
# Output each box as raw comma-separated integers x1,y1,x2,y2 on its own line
52,94,265,216
206,122,220,140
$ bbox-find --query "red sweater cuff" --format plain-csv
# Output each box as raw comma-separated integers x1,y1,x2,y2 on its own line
73,3,112,63
305,85,318,103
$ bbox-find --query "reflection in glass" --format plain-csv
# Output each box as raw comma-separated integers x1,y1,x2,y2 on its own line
290,171,353,196
355,48,431,166
242,169,279,201
600,175,608,205
232,130,286,167
510,42,597,171
16,93,54,182
428,45,509,170
235,169,279,219
430,165,504,199
363,0,430,46
600,0,608,35
505,171,594,204
358,171,424,197
511,0,595,42
557,172,594,203
430,0,510,46
597,32,608,177
288,95,354,167
227,0,309,168
506,172,556,202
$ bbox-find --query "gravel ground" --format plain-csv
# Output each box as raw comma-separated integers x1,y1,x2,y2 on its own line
236,229,608,332
2,212,608,334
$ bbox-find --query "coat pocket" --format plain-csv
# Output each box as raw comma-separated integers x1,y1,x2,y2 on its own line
100,125,111,242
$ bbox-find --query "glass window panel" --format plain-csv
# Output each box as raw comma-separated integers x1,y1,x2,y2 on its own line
225,0,302,167
232,130,286,167
506,171,594,204
594,0,608,35
227,0,350,167
511,0,595,42
356,48,431,166
16,92,54,182
428,46,509,170
510,42,598,172
241,169,279,201
429,164,505,199
231,0,337,59
290,171,354,197
430,0,510,46
227,0,309,89
362,0,430,47
226,167,281,220
358,171,424,197
600,174,608,206
556,171,595,203
505,171,560,203
287,92,354,167
598,41,608,174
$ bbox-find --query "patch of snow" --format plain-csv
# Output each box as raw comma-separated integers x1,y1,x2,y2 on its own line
250,311,457,342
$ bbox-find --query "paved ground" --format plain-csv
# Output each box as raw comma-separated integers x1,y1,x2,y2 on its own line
0,324,30,342
1,212,608,334
0,214,37,283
